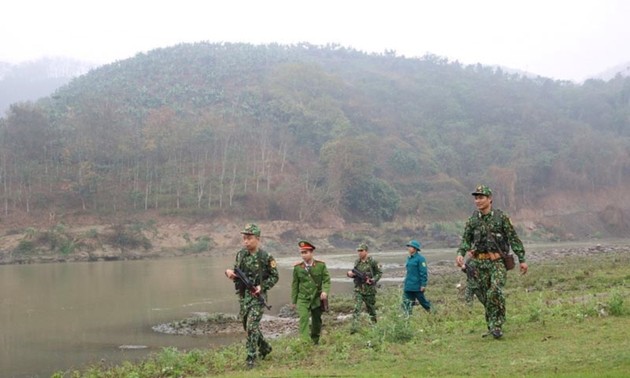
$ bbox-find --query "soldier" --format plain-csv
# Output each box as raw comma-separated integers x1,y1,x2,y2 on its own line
347,243,382,333
225,224,279,369
291,240,331,344
402,239,431,315
455,184,528,339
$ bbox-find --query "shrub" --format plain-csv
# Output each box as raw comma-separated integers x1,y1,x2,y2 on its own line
105,223,152,250
181,235,214,253
15,240,36,254
608,290,625,316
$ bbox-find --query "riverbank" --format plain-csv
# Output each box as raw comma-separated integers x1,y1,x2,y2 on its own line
0,219,366,264
54,244,630,377
149,242,630,340
1,213,627,266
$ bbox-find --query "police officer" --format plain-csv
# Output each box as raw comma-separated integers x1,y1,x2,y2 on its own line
347,243,382,333
455,185,528,339
225,224,279,368
291,240,331,344
402,239,431,315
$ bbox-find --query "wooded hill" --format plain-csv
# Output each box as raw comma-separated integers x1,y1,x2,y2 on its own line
1,42,629,228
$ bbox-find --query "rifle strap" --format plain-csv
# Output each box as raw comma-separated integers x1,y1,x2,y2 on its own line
354,257,375,277
478,214,516,270
476,210,505,255
236,248,268,288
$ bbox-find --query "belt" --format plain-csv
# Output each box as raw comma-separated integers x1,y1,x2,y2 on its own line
474,252,502,261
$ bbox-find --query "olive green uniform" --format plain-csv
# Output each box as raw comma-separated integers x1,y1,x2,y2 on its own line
291,260,331,344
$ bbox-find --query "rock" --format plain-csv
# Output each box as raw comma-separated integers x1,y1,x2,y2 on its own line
152,312,300,339
119,345,148,350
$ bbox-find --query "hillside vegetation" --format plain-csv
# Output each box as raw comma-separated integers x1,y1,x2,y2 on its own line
1,43,630,235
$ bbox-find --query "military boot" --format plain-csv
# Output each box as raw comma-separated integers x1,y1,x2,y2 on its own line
482,327,492,338
246,356,256,369
259,344,272,360
491,328,503,339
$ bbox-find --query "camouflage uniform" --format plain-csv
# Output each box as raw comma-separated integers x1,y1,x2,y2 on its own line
462,255,477,305
291,246,331,344
351,256,382,330
457,185,526,336
233,246,279,362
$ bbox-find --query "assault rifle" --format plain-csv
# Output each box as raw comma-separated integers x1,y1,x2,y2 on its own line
461,263,477,280
351,268,375,286
234,268,272,310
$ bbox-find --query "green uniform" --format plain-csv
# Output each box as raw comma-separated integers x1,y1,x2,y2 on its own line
351,257,382,330
402,250,431,315
234,248,279,361
457,208,526,332
291,259,331,344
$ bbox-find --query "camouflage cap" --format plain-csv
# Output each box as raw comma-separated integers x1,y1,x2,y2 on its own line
406,239,422,251
471,184,492,197
298,240,316,251
240,223,261,237
356,243,369,251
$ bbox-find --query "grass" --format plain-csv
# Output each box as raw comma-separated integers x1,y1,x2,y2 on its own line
54,251,630,377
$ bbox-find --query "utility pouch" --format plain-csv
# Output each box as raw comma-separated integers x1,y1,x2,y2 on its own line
502,253,516,270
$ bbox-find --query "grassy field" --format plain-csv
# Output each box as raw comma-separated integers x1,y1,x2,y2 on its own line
56,251,630,377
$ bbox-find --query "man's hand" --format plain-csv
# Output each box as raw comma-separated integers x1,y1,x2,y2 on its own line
253,285,262,295
225,269,236,279
420,286,426,292
320,292,328,300
347,270,355,278
366,278,374,285
456,255,464,268
520,262,528,275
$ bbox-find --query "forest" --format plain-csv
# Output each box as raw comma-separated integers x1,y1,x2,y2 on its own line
1,42,629,226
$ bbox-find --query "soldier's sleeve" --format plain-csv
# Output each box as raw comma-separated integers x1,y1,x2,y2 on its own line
291,266,299,304
503,213,526,263
457,219,474,256
372,259,383,283
321,264,332,294
262,255,279,291
233,250,241,270
418,256,428,287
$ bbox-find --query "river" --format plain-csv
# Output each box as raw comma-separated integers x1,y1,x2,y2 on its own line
0,248,455,377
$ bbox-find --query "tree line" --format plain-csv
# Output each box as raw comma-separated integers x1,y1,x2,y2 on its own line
1,43,629,224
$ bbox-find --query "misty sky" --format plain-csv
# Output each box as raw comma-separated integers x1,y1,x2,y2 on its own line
2,0,629,82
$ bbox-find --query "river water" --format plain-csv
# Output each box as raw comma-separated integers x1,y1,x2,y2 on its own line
0,248,455,377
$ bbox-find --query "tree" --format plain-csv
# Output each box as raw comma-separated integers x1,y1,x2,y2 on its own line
320,136,374,211
343,177,400,224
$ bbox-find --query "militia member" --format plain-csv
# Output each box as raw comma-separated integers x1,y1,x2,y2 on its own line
456,185,528,339
225,224,279,368
402,239,432,315
347,243,382,333
291,240,331,344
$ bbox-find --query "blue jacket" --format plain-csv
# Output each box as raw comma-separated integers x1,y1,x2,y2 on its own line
404,251,428,291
